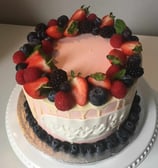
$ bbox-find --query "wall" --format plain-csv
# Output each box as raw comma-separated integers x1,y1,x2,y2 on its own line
0,0,158,35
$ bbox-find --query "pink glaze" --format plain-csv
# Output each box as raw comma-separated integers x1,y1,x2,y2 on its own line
54,34,112,77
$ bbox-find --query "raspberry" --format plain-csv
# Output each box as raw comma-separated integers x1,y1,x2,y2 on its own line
110,34,123,48
23,67,42,83
87,13,97,21
15,70,25,85
54,91,75,111
13,50,26,64
111,80,127,98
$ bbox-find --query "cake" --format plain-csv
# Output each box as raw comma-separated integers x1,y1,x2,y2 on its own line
12,5,144,163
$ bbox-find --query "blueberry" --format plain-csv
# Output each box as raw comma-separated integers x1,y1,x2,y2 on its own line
20,43,34,56
70,144,79,155
86,144,96,154
123,120,136,134
121,75,134,87
57,15,69,28
79,143,87,155
128,111,140,123
105,134,118,150
48,90,57,102
116,127,129,144
15,62,28,71
61,142,70,152
36,129,47,141
59,81,71,92
79,20,93,33
45,134,54,146
27,32,38,42
52,139,61,151
95,141,106,153
133,94,141,104
122,27,132,40
99,26,115,38
37,30,47,40
91,27,100,35
93,17,102,27
35,23,47,32
89,87,108,106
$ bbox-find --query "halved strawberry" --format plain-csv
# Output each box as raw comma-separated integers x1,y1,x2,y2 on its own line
70,5,89,21
106,65,121,79
25,50,52,73
64,20,79,37
100,13,115,28
107,49,127,65
46,25,63,39
41,40,53,55
121,41,142,56
110,34,123,48
87,72,111,90
71,75,88,106
24,77,49,99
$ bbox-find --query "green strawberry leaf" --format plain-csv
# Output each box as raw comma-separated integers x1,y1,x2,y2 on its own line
114,69,126,79
107,55,122,65
133,45,143,53
114,19,126,34
90,72,105,81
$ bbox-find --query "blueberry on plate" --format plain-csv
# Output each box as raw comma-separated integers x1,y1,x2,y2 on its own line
70,143,79,155
52,138,61,151
116,127,130,144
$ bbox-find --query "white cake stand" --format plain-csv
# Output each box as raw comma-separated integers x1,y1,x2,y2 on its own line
5,78,158,168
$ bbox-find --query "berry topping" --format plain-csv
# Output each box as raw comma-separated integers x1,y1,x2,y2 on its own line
87,72,111,90
107,49,127,65
100,13,115,28
54,91,75,111
87,13,97,21
23,67,42,83
111,80,127,99
110,34,123,48
89,86,108,106
47,90,57,102
64,20,79,37
13,50,26,64
126,54,142,68
41,40,53,55
121,75,134,87
99,26,115,38
57,15,69,28
70,5,89,21
46,25,63,39
47,19,57,27
24,77,49,99
122,27,132,41
50,69,68,91
20,43,34,56
106,65,121,80
15,69,25,85
15,62,28,71
121,41,142,56
126,66,144,78
59,81,71,92
71,72,88,106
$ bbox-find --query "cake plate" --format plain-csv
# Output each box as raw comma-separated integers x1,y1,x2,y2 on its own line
5,78,158,168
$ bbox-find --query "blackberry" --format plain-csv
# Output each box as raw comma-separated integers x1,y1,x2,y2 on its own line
50,69,68,91
20,43,34,56
27,32,38,43
99,26,115,38
79,20,93,33
59,81,71,92
126,54,142,68
126,66,144,78
35,23,47,32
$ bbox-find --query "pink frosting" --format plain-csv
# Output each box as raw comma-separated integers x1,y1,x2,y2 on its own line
54,33,112,77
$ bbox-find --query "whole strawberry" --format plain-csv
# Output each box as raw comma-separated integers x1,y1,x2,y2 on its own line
111,80,127,99
54,91,75,111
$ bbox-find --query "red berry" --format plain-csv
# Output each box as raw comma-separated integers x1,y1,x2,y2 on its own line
54,91,75,111
15,69,25,85
13,50,26,64
110,34,123,48
23,67,42,83
111,80,127,99
87,13,97,21
42,40,53,55
106,65,121,79
47,19,57,27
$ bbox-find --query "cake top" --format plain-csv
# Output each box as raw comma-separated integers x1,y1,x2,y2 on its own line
12,5,144,111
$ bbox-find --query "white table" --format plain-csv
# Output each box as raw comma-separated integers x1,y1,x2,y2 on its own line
0,24,158,168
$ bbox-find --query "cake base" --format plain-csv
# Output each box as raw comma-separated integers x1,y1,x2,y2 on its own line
5,78,158,168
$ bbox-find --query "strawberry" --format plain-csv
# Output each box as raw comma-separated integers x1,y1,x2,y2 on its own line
111,80,127,99
107,49,127,65
47,19,57,27
106,65,121,79
54,91,75,111
87,72,111,90
71,73,88,106
121,41,142,56
46,25,63,39
25,50,52,73
110,34,123,48
13,50,26,64
70,5,89,21
23,67,42,83
41,40,53,55
100,13,115,28
24,77,49,99
64,20,79,37
15,69,25,85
